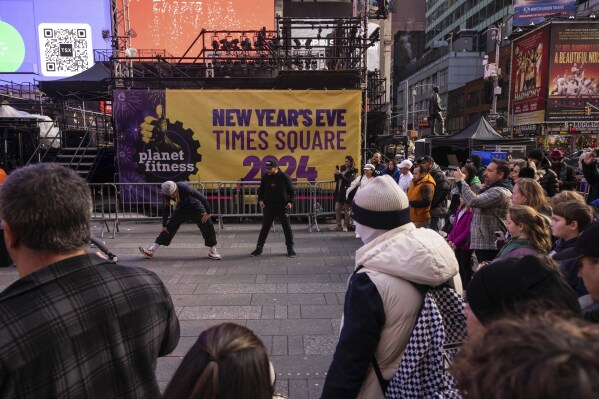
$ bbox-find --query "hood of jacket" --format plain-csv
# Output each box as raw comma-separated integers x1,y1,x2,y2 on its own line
355,223,459,287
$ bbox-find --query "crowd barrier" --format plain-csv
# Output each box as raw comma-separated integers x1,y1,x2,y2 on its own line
89,181,339,237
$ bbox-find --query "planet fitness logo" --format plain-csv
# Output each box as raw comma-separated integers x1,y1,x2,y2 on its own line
0,21,26,72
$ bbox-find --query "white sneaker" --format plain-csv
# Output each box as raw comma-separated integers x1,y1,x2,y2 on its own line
139,246,154,259
208,247,222,260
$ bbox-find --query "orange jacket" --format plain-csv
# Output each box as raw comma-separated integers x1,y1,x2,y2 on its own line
407,173,436,222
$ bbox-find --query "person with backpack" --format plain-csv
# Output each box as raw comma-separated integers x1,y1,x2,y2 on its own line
322,175,462,399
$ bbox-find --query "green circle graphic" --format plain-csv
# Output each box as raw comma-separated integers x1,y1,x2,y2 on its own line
0,21,26,72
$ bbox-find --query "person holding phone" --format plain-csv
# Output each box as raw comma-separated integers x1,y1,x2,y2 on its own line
333,156,357,232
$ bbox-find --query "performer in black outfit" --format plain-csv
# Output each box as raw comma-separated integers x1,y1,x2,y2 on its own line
251,159,297,258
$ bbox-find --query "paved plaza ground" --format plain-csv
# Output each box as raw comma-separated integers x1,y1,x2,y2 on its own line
0,219,362,399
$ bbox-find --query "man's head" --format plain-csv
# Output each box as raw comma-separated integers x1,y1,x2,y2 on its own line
433,86,439,93
466,154,482,168
412,164,427,183
0,164,91,256
371,152,382,165
420,155,434,172
466,255,580,339
398,159,413,175
527,149,545,168
351,174,410,242
483,159,510,185
265,159,278,175
550,149,564,165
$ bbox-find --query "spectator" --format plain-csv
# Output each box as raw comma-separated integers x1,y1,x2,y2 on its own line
397,159,413,193
139,181,222,260
446,164,481,232
461,163,482,193
163,323,279,399
553,221,599,322
371,152,386,176
447,197,475,288
452,311,599,399
407,164,436,228
581,149,599,203
550,149,577,191
332,155,357,232
421,155,451,231
454,159,513,262
322,175,460,398
0,164,180,398
528,149,559,197
464,255,580,340
512,178,553,220
550,201,594,297
491,205,552,264
250,160,296,258
550,189,586,207
347,164,377,201
509,160,537,182
383,159,401,184
465,154,485,181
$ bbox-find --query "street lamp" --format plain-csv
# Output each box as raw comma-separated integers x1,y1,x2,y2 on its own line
412,88,417,131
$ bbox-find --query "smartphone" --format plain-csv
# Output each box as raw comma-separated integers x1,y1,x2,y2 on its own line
335,165,340,170
494,231,506,241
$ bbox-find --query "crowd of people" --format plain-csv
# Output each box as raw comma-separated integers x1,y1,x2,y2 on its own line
1,147,599,398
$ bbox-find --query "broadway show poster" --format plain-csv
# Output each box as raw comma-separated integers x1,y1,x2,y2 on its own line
546,23,599,122
114,89,362,184
510,26,550,126
514,0,576,27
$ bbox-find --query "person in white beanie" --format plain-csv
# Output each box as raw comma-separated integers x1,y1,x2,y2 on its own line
322,175,461,399
397,159,413,193
139,181,222,260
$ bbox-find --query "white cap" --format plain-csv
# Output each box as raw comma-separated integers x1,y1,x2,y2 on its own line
363,163,375,170
398,160,413,169
161,181,177,196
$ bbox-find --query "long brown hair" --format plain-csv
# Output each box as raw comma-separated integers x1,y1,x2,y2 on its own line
163,189,180,207
162,323,273,399
508,205,552,252
514,178,552,216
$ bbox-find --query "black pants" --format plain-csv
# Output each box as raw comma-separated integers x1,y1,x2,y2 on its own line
475,249,498,263
257,206,294,248
455,248,474,288
155,209,217,247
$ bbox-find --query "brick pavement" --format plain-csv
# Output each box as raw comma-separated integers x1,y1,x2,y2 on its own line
0,220,361,399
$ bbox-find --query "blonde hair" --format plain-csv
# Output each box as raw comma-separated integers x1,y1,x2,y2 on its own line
514,178,552,215
508,205,552,253
550,190,585,208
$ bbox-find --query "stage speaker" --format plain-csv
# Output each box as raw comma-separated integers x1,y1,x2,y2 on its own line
415,139,431,160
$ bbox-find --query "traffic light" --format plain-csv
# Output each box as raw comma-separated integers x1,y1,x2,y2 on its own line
585,105,592,116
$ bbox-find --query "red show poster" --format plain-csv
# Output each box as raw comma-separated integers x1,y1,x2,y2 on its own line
510,25,551,126
546,23,599,122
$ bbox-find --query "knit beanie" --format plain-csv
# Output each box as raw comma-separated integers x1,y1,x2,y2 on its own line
351,174,411,230
161,180,177,196
528,149,545,163
466,255,580,325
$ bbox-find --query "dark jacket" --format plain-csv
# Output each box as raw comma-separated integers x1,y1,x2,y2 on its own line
428,163,450,210
163,182,211,226
383,167,401,184
537,157,559,197
373,162,386,177
334,166,358,203
582,299,599,323
552,161,577,191
257,170,295,208
552,237,588,297
582,161,599,203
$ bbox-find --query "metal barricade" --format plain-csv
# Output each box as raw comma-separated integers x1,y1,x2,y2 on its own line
88,180,343,236
312,181,337,232
89,183,119,238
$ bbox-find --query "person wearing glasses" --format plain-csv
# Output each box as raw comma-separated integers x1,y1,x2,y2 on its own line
250,159,296,258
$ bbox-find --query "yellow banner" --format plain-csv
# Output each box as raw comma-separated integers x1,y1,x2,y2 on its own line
165,90,362,181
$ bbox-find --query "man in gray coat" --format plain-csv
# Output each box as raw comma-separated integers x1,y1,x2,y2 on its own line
454,159,512,262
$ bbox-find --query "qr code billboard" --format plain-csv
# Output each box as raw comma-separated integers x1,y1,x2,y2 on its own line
38,23,94,77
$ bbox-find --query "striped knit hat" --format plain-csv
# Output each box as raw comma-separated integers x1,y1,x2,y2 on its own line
352,174,411,230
